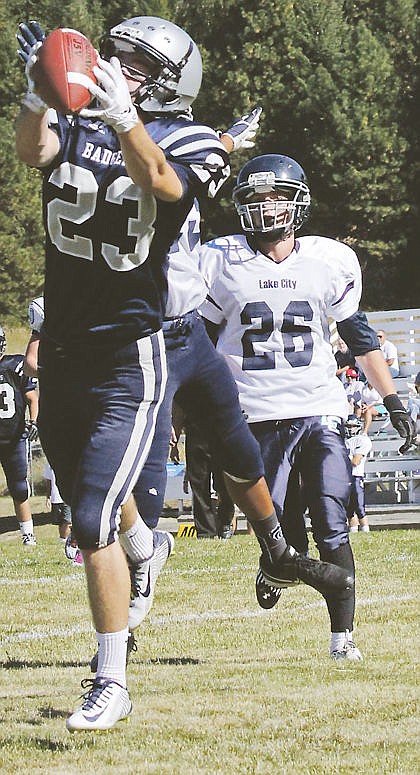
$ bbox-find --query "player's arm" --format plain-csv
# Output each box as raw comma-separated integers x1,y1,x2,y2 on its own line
351,453,364,467
15,21,60,167
15,108,60,168
25,387,38,423
81,56,182,201
219,107,262,153
119,124,183,201
338,311,415,452
24,332,40,377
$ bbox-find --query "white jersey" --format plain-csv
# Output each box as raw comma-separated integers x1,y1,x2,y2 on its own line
360,383,382,407
344,378,365,405
43,462,63,503
28,296,44,333
345,434,372,476
199,234,362,422
164,199,207,318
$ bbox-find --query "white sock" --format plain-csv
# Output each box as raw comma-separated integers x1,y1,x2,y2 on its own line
19,520,34,536
360,524,370,532
96,628,129,686
119,514,153,562
330,631,352,654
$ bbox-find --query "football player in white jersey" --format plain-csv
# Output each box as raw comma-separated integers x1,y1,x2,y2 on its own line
200,153,416,660
344,415,372,533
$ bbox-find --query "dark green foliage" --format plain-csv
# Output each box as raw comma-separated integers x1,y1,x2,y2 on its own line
1,1,418,324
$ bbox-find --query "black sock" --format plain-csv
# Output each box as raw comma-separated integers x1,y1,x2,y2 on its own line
319,542,355,632
250,512,287,562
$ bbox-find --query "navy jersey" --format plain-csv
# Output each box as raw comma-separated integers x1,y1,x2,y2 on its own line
41,112,229,351
0,355,37,444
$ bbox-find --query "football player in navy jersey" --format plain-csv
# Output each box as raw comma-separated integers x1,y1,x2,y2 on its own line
199,154,416,661
0,326,38,546
16,19,351,730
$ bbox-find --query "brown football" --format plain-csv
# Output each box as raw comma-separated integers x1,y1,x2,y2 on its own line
32,28,97,113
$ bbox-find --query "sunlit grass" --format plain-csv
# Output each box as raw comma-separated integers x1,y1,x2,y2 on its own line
0,512,418,774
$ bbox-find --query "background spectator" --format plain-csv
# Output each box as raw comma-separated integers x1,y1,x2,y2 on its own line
357,382,385,434
344,368,365,414
334,337,356,383
377,330,399,377
407,371,420,441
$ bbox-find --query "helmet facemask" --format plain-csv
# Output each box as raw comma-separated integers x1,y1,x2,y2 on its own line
345,416,363,438
233,172,310,242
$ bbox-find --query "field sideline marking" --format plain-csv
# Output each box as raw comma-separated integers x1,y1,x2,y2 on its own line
0,593,417,646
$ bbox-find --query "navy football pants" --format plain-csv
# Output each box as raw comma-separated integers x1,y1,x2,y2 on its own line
38,333,167,549
0,434,30,502
133,311,264,527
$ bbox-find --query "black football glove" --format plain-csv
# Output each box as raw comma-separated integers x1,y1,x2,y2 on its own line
16,21,47,113
25,420,38,443
16,21,46,64
383,394,416,454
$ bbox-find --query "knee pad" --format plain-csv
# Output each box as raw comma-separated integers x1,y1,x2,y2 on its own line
9,478,29,503
72,513,118,550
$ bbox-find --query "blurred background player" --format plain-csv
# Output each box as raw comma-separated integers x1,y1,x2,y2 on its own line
43,460,74,543
344,415,372,533
0,325,38,545
183,412,236,539
25,296,74,546
200,153,415,660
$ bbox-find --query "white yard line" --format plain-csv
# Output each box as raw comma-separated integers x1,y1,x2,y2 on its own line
0,593,416,646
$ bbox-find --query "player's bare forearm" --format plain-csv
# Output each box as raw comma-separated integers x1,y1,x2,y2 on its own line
15,106,59,167
356,350,396,398
119,121,183,201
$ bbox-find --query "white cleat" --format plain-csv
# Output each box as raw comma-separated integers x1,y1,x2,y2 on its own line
22,533,36,546
66,678,132,731
128,530,174,630
331,633,363,662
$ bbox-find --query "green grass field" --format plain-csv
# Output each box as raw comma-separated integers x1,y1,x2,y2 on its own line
0,501,418,775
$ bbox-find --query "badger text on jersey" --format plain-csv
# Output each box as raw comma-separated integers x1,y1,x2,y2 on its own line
81,142,124,166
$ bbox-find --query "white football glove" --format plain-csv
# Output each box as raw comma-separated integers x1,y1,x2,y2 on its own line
222,106,263,150
25,420,38,443
17,21,48,114
80,56,139,134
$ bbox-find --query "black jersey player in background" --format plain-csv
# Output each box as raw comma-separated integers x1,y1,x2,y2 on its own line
0,326,38,545
15,17,351,730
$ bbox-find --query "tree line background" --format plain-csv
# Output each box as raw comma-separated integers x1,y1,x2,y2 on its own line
1,0,418,326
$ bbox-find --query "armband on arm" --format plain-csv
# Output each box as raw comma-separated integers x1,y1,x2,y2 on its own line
337,311,379,356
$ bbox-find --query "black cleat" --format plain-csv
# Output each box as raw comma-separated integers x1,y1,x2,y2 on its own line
259,545,354,596
255,569,283,609
90,631,137,674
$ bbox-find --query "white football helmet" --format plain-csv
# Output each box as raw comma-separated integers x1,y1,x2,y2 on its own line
345,414,364,438
28,296,44,334
101,16,202,114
